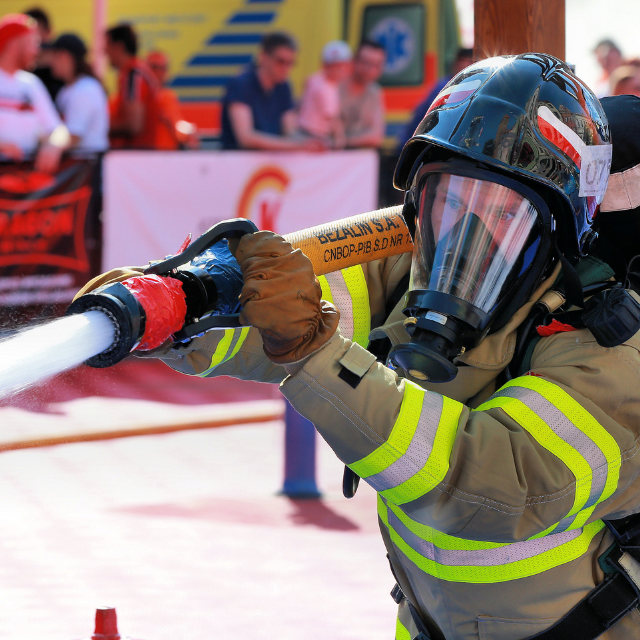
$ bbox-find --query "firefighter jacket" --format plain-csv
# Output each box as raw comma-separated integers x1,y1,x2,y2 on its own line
155,253,640,640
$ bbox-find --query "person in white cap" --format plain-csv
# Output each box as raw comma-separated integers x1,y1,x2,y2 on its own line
297,40,352,148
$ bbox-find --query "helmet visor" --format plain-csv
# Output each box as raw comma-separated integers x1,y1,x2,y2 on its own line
411,173,540,313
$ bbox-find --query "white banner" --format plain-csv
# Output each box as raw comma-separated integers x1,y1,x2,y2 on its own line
103,150,379,270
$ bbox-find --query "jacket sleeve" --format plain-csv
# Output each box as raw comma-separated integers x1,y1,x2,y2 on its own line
279,327,640,544
155,254,411,382
156,324,287,383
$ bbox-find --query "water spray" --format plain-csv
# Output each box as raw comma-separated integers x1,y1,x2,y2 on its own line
0,207,411,400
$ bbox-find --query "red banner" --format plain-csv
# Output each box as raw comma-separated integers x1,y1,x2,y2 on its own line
0,158,101,320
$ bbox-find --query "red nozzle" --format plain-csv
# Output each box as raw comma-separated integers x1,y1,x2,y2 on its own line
92,607,121,640
122,274,187,350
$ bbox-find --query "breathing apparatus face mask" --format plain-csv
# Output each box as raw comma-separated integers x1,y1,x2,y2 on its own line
388,162,553,383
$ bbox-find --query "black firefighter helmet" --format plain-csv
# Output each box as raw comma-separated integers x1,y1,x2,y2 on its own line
388,53,613,383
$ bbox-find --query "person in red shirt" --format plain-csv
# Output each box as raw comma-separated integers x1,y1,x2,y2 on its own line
146,50,198,150
105,23,161,149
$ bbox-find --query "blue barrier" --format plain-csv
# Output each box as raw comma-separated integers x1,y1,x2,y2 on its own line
281,401,321,498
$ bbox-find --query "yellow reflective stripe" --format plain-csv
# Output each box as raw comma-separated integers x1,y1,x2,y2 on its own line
508,376,621,507
478,395,591,519
381,396,462,504
479,375,621,535
350,382,462,505
317,266,370,348
383,497,505,551
342,265,370,348
396,617,412,640
350,381,425,478
379,495,605,583
570,504,597,530
196,327,250,377
318,275,333,304
227,326,250,361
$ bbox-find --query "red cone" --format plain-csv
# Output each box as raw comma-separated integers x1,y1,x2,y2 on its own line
92,607,120,640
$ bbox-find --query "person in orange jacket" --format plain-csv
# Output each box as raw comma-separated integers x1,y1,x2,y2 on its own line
146,50,198,150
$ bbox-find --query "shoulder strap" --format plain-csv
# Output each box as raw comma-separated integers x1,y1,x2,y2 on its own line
511,255,617,376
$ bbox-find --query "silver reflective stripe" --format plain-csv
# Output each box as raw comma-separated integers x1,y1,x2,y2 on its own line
323,271,354,339
494,385,607,532
197,327,249,377
365,393,443,493
387,509,582,566
225,327,247,358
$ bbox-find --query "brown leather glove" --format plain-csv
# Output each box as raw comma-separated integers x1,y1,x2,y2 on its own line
232,231,340,364
73,266,145,301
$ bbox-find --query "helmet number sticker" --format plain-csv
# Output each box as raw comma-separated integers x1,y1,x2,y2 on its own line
538,105,612,202
580,145,612,200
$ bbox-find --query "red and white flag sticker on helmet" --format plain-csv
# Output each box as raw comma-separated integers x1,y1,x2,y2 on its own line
538,105,612,202
427,79,482,114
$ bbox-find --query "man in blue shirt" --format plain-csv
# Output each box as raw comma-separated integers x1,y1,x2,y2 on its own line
221,32,322,151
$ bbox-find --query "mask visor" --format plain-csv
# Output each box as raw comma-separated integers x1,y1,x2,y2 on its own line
412,173,540,315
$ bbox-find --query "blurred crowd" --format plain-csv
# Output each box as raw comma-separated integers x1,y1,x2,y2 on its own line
593,39,640,98
0,8,388,172
220,32,386,151
0,9,200,174
3,6,640,176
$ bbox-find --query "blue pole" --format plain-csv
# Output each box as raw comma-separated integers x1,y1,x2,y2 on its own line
281,400,321,498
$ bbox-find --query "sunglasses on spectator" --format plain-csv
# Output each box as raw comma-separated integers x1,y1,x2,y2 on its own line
271,54,295,67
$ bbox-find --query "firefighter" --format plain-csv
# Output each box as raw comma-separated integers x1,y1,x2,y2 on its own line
80,54,640,639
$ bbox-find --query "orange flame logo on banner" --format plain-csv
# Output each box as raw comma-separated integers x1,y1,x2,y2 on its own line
236,165,290,231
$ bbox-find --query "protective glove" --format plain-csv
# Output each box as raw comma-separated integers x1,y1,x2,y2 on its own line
231,231,340,364
73,266,145,300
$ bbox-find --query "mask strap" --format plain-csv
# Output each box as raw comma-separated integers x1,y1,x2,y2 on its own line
556,246,585,309
402,190,417,239
625,255,640,293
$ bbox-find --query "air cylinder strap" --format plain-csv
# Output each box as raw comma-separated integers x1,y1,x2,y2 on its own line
523,571,638,640
524,515,640,640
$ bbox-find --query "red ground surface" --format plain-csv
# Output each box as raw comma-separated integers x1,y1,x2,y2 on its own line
0,358,396,639
0,357,280,411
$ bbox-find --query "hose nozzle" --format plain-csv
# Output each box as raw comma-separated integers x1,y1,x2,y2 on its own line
66,281,145,368
67,274,188,367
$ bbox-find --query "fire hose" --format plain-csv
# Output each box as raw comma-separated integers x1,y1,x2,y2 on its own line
67,206,413,368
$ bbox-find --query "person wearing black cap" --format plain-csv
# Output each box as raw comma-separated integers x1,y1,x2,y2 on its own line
24,7,63,101
50,33,108,154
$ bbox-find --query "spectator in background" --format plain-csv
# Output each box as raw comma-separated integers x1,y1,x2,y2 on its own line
105,23,161,149
146,50,199,150
339,39,386,148
0,13,69,172
398,47,474,149
49,34,108,154
298,41,352,148
221,32,321,151
611,60,640,97
24,7,63,101
593,39,624,98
